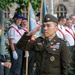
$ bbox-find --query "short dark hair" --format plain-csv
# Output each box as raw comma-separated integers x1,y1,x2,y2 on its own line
58,16,66,22
69,14,75,19
66,18,71,21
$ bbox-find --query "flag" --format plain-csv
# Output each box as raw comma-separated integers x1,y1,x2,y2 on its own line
40,0,47,23
28,3,40,39
40,0,47,34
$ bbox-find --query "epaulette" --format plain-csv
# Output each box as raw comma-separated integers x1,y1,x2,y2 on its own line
58,38,66,42
58,38,70,46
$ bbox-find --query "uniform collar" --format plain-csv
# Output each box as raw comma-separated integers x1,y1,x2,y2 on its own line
13,23,18,27
13,23,21,29
45,34,58,42
45,35,59,48
49,35,58,42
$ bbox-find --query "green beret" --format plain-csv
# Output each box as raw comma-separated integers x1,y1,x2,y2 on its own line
44,14,58,24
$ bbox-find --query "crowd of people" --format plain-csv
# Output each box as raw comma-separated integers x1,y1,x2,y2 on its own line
0,12,75,75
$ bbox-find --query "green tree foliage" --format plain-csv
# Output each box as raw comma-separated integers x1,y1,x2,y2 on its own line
0,0,41,13
0,0,41,51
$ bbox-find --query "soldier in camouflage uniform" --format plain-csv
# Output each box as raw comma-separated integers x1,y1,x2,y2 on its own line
17,14,70,75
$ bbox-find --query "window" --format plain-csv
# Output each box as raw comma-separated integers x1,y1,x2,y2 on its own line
22,7,28,18
56,5,67,18
63,0,68,2
3,7,10,19
3,7,10,44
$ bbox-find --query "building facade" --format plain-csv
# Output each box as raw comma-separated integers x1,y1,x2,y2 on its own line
3,0,75,23
47,0,75,18
1,0,75,52
2,0,75,41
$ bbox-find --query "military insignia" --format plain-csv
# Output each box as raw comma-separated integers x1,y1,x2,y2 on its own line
50,56,55,61
47,18,50,20
50,43,60,49
51,42,53,45
53,40,56,41
52,48,56,51
55,43,60,49
55,44,60,49
37,43,42,46
56,43,60,45
50,44,56,48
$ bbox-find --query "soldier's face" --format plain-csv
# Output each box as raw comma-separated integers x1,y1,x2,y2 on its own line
43,22,58,38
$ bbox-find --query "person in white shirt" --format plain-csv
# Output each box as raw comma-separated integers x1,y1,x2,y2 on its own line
21,17,35,75
8,14,23,75
70,14,75,46
21,18,28,33
56,16,67,40
70,14,75,32
65,18,75,51
66,15,75,75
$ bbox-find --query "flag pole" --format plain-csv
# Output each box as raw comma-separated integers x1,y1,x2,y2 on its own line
25,2,30,75
50,0,54,15
40,0,44,24
40,0,44,36
28,2,30,31
25,51,28,75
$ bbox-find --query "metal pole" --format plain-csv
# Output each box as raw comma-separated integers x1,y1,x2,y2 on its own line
0,10,5,55
50,0,54,15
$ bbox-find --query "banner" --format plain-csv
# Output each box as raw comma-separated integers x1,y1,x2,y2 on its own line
40,0,47,34
28,3,40,39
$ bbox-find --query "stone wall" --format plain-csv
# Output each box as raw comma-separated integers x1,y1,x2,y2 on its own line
47,0,75,17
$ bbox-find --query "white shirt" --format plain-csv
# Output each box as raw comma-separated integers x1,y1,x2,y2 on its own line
8,23,23,44
65,26,74,46
21,27,28,35
21,27,29,57
72,24,75,33
56,24,66,40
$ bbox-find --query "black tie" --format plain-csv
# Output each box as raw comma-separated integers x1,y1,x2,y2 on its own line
17,26,21,29
60,26,62,29
74,25,75,29
45,38,49,44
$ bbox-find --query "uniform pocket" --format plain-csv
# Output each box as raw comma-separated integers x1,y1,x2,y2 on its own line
35,43,43,51
46,50,60,63
45,47,60,56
